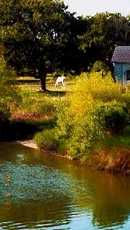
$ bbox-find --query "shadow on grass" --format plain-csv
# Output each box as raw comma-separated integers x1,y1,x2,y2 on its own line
0,118,56,141
39,90,67,97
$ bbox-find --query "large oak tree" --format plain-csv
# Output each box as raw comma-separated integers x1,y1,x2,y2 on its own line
1,0,82,91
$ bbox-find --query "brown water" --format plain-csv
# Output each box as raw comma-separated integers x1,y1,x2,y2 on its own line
0,142,130,230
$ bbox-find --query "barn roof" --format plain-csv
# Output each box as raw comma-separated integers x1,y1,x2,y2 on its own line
112,46,130,63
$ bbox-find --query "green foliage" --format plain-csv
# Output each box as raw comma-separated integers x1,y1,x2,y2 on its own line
78,13,130,66
0,106,10,139
55,72,129,159
1,3,130,89
0,54,21,140
0,55,19,113
34,72,130,160
70,72,121,103
1,0,81,90
91,60,110,74
35,128,58,151
104,104,129,135
122,93,130,111
0,107,10,126
0,103,10,125
93,101,129,135
98,132,130,150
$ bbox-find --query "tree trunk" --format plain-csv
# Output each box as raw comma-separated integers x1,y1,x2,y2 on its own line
39,72,47,92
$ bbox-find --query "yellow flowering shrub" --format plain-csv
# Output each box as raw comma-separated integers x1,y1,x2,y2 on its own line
35,72,129,160
70,72,121,102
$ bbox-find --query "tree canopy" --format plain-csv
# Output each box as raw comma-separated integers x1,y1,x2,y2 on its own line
0,0,130,90
1,0,84,90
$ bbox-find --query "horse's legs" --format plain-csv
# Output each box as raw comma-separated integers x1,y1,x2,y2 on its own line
55,80,58,87
61,80,64,86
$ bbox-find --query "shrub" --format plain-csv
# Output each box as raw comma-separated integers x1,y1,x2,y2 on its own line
35,128,58,151
55,94,104,159
91,60,110,75
122,93,130,111
35,72,128,160
93,101,129,135
0,105,10,137
0,55,20,113
104,103,129,135
70,72,121,103
66,113,104,159
54,73,126,159
0,106,10,122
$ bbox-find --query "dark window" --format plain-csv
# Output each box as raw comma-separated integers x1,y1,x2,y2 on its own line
126,70,130,80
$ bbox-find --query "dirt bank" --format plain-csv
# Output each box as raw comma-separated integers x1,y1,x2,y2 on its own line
18,140,130,175
86,147,130,175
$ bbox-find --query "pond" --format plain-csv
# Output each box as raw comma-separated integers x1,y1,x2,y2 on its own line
0,142,130,230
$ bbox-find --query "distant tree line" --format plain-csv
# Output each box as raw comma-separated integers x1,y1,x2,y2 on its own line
0,0,130,90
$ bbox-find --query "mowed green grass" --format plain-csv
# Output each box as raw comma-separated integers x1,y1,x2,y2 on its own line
17,75,75,92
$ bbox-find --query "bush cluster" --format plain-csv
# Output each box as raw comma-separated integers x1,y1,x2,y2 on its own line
35,129,58,151
0,56,19,112
91,60,110,75
0,107,10,139
35,72,130,160
0,55,19,138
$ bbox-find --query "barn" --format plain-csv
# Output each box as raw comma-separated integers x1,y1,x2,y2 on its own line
112,46,130,84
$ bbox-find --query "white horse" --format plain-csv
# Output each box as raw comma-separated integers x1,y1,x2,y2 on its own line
55,75,65,87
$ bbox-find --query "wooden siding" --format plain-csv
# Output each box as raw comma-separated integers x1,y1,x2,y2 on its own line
114,63,130,83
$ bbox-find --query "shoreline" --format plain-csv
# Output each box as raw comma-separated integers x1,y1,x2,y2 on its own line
17,139,130,175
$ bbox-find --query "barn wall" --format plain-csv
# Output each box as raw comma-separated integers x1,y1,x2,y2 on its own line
114,63,130,83
114,63,123,82
122,64,130,82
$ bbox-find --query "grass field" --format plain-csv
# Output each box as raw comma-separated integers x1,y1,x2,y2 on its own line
12,75,75,122
9,76,62,139
16,75,76,91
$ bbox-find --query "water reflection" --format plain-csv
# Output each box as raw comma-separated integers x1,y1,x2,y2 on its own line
0,142,130,229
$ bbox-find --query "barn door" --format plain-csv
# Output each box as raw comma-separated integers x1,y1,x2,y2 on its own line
126,70,130,81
